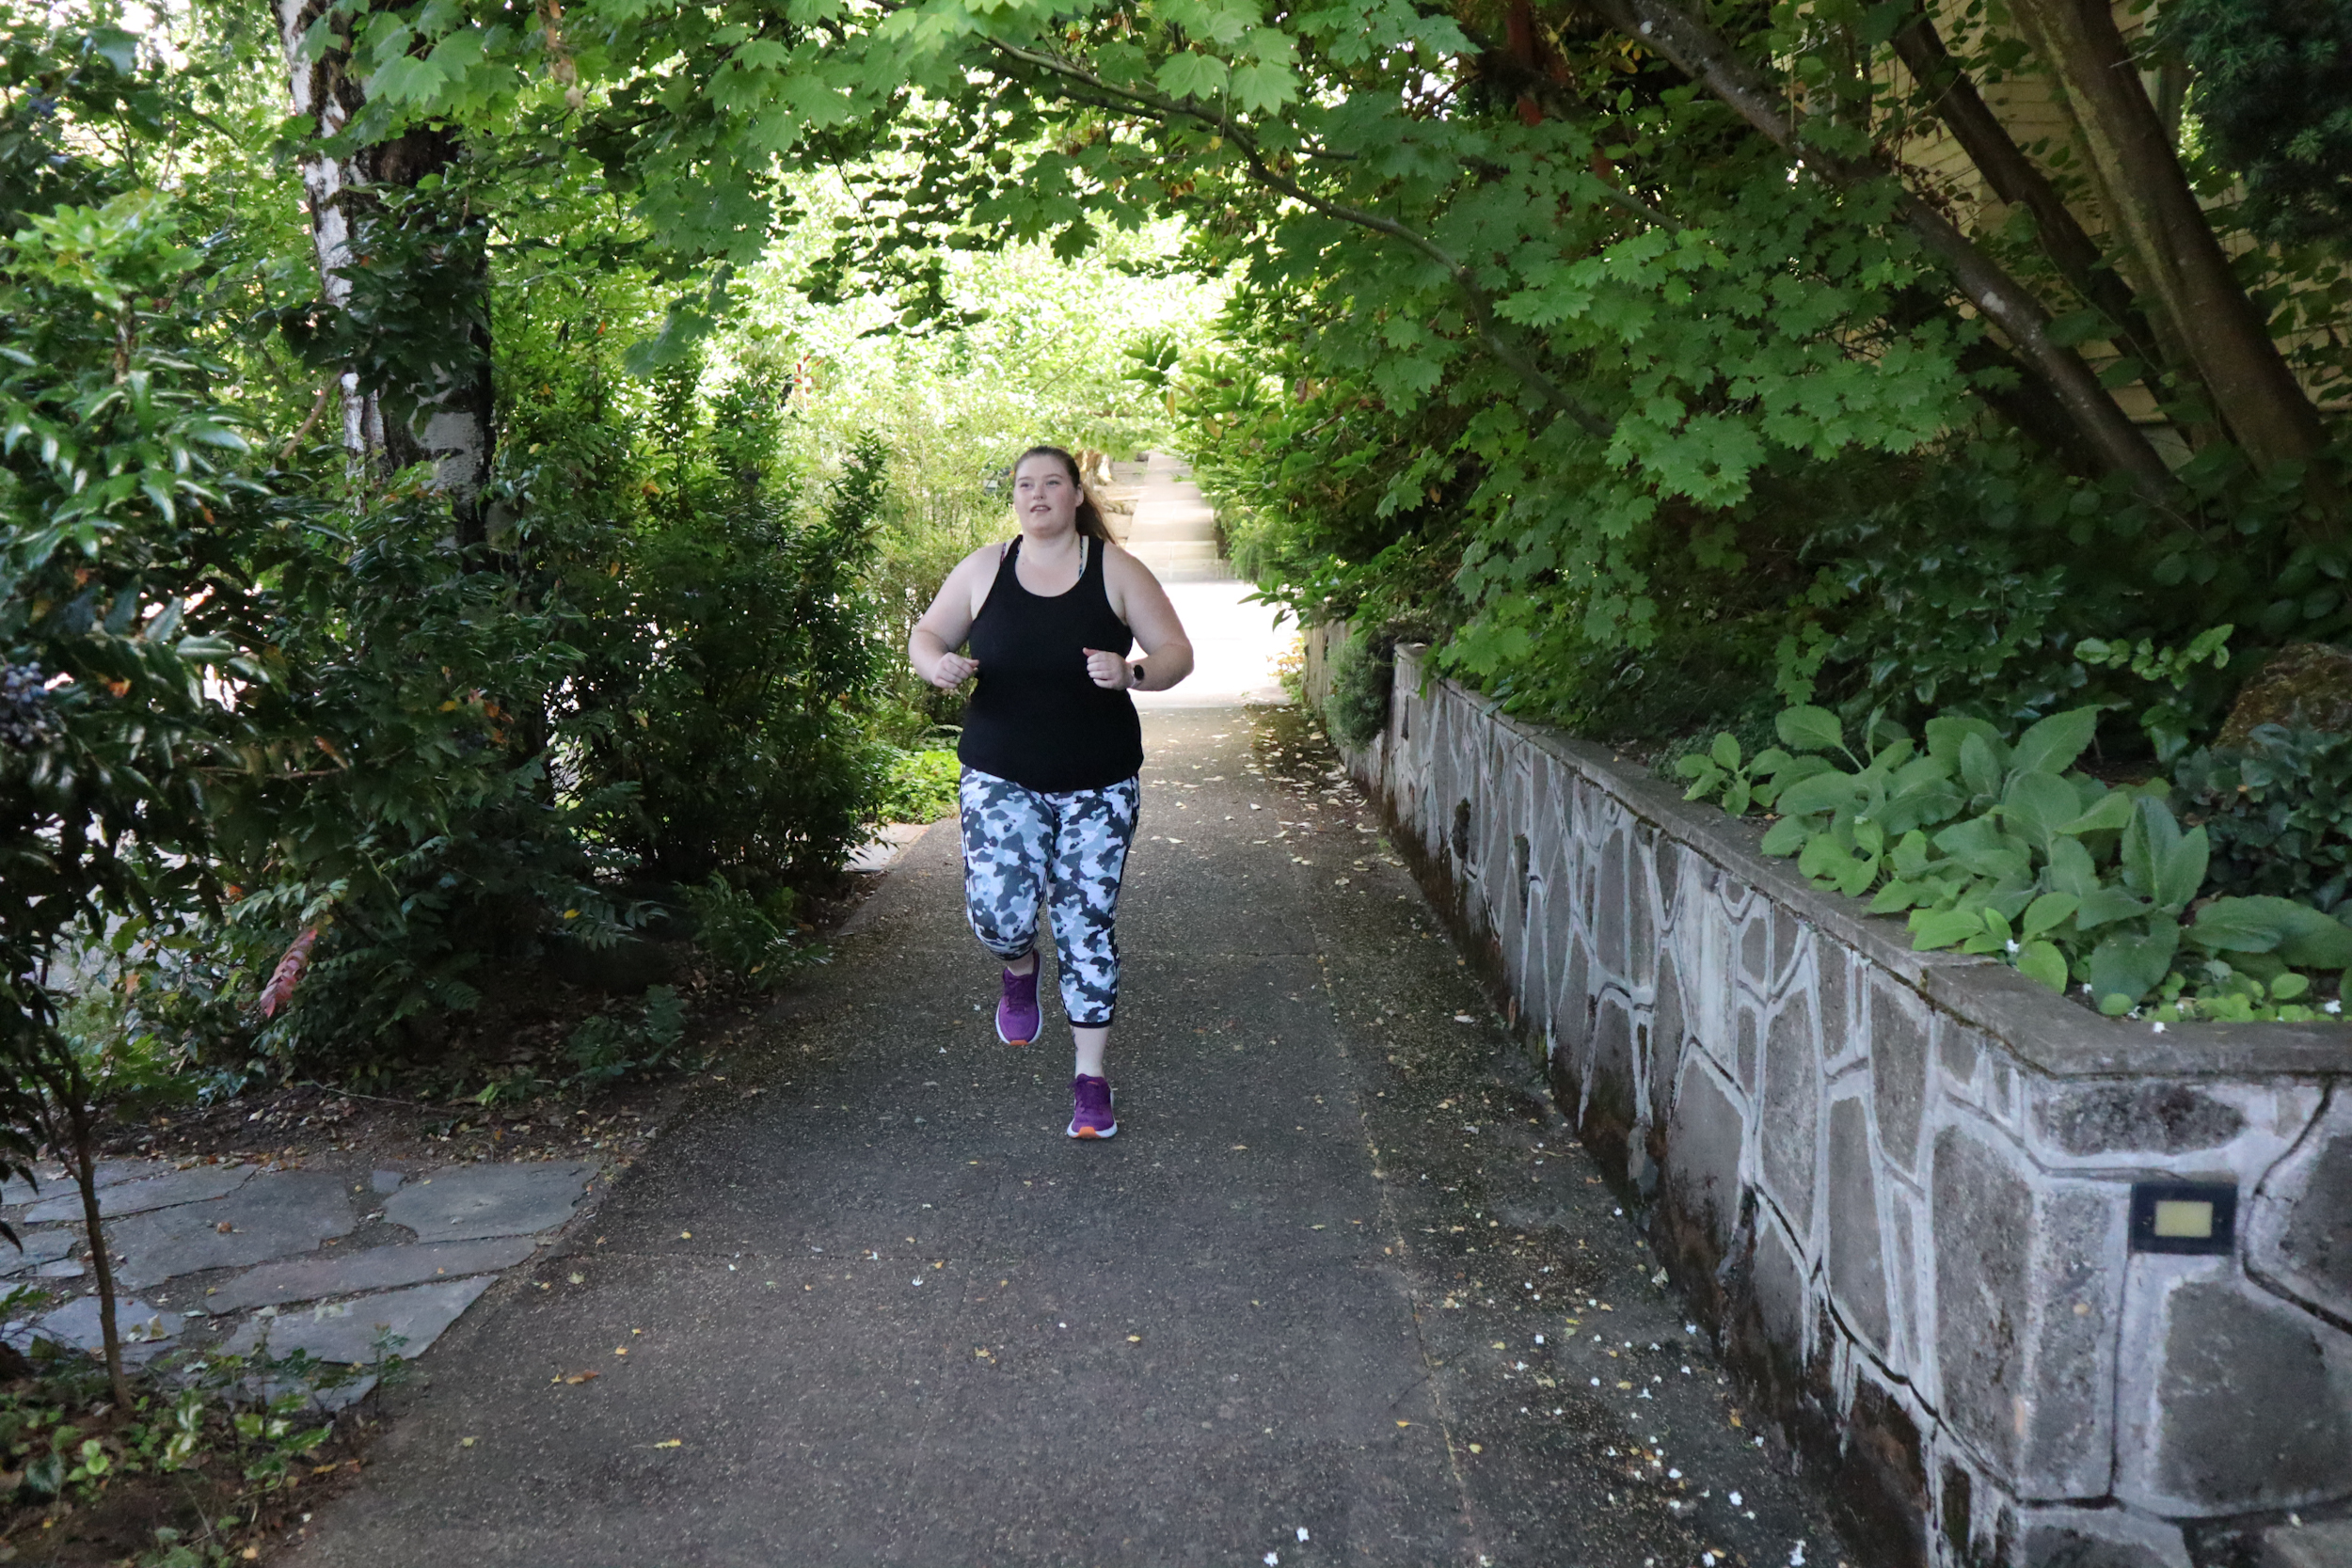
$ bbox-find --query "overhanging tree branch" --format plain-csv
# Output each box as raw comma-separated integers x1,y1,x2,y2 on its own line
1889,11,2169,386
980,38,1614,437
1576,0,2180,506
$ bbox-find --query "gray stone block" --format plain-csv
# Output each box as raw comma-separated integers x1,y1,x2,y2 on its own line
1597,829,1628,976
2264,1519,2352,1568
0,1228,76,1277
1558,937,1592,1060
1759,992,1820,1237
1871,978,1930,1179
1820,950,1852,1064
1737,1003,1759,1094
1931,1125,2123,1496
1649,950,1687,1125
1629,831,1656,989
1938,1024,1982,1096
1740,912,1771,987
1657,839,1684,929
2132,1277,2352,1513
1827,1095,1890,1355
371,1170,406,1196
1754,1213,1806,1350
205,1237,538,1312
2036,1085,2246,1159
382,1161,596,1242
1772,911,1800,990
0,1160,147,1208
22,1163,253,1226
10,1294,181,1365
2015,1506,2191,1568
1662,1058,1746,1265
2249,1099,2352,1326
224,1275,495,1364
109,1170,357,1289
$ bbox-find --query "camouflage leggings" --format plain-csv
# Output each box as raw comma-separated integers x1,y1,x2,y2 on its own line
958,767,1141,1029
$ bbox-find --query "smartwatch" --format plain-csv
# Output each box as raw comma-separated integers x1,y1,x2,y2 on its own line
1129,662,1147,690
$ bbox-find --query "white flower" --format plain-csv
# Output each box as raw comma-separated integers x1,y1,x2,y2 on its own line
2151,1022,2166,1034
2004,939,2020,955
2327,1000,2344,1016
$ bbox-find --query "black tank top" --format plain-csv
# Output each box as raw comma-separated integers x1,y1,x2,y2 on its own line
959,536,1144,793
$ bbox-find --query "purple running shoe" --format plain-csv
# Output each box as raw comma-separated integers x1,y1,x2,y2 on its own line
1068,1074,1117,1139
996,963,1041,1046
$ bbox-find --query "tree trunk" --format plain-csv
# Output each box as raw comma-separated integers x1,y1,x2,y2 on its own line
2007,0,2331,486
1576,0,2180,505
64,1099,130,1409
1890,14,2169,385
278,0,495,544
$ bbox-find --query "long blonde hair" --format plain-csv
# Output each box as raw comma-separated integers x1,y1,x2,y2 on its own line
1015,445,1113,543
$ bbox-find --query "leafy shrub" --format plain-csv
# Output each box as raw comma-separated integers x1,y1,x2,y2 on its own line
562,986,688,1085
2177,726,2352,916
564,430,893,894
677,876,813,991
1322,631,1393,751
1678,706,2352,1020
875,748,961,823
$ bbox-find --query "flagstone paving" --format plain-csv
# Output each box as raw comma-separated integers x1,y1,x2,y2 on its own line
272,706,1852,1568
2,1152,602,1378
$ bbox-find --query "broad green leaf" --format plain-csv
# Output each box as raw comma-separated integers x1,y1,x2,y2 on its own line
1709,732,1741,769
1925,714,2003,769
2186,895,2295,953
1760,816,1811,857
2087,923,2180,1013
2058,789,2134,836
1773,769,1862,818
1724,777,1753,816
1870,879,1923,914
1675,752,1714,780
2045,837,2100,898
1931,816,2029,880
2017,940,2069,992
2278,907,2352,970
1911,907,1984,951
1999,770,2081,854
2120,797,2204,911
1775,705,1842,754
2020,892,2078,939
1155,53,1229,100
1958,731,2003,800
2075,884,2151,930
2008,707,2099,778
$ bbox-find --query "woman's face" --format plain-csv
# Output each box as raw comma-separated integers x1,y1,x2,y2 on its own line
1012,455,1081,534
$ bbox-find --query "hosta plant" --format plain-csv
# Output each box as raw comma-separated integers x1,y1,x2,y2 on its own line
1678,707,2352,1021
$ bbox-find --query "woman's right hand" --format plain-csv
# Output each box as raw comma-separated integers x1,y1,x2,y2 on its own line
928,653,978,690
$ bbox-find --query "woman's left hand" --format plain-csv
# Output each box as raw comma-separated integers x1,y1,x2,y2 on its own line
1082,648,1133,690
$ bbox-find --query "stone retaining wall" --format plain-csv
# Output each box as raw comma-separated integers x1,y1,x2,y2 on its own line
1307,626,2352,1568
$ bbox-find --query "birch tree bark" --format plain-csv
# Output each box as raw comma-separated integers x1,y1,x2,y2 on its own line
278,0,495,545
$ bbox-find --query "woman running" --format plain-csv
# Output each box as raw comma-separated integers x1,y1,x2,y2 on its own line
908,446,1194,1138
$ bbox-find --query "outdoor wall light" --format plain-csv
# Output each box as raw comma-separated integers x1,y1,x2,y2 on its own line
2127,1181,2237,1256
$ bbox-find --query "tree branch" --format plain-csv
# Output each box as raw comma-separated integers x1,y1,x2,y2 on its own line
1889,11,2168,382
980,39,1614,437
1577,0,2179,506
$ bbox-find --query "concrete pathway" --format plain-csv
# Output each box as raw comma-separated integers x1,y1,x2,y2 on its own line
1122,452,1230,583
283,708,1844,1568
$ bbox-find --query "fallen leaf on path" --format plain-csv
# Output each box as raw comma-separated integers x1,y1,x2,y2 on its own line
558,1370,600,1385
1126,1335,1142,1343
653,1439,682,1449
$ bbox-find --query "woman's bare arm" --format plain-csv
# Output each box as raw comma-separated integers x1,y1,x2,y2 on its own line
1089,546,1195,691
910,546,997,690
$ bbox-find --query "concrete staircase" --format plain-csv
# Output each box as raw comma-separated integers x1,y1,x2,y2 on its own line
1115,452,1232,583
